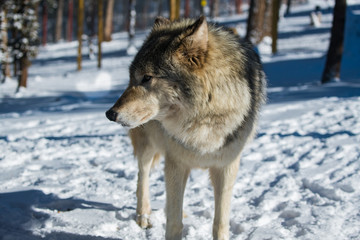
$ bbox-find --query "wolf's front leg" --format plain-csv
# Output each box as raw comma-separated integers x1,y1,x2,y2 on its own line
130,128,157,229
135,152,156,228
209,159,240,240
165,157,190,240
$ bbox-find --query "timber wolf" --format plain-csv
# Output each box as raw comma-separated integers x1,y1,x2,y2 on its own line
106,16,266,240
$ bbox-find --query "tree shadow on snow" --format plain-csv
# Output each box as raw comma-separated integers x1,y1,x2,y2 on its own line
0,88,125,115
0,189,121,240
263,55,360,104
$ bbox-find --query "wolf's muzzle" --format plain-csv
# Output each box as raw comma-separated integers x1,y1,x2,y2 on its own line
106,109,118,122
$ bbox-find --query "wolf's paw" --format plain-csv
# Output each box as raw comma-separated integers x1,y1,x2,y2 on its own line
136,214,152,229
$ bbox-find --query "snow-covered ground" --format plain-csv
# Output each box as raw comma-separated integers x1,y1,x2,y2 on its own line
1,1,360,239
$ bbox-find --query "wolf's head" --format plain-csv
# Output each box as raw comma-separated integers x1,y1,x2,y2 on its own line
106,16,209,128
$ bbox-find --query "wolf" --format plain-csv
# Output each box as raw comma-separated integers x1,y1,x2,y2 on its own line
106,16,266,240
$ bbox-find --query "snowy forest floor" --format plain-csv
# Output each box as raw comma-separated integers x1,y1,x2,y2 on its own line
1,1,360,240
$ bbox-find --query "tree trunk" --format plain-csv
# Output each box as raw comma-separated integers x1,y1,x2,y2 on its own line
210,0,219,18
104,0,114,42
286,0,292,16
1,8,11,83
246,0,272,44
321,0,347,84
158,0,163,16
235,0,242,14
141,0,150,29
262,0,273,42
18,56,29,90
245,0,255,42
184,0,190,18
271,0,281,53
127,0,136,55
55,0,64,42
42,1,48,46
77,0,84,71
169,0,180,21
98,0,104,68
176,0,181,19
13,59,18,80
67,0,73,42
87,0,96,59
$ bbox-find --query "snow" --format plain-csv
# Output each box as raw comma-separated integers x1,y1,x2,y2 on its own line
1,1,360,239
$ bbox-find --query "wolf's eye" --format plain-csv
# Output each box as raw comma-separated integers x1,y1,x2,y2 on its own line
141,75,152,84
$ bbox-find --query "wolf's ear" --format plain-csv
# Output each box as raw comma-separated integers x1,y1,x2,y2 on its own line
178,16,208,68
154,16,171,28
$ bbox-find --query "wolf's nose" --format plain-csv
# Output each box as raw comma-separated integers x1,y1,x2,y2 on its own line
106,109,118,122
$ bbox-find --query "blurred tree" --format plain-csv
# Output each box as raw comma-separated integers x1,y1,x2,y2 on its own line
41,1,48,46
7,0,40,90
0,3,11,83
104,0,114,42
67,0,73,42
158,0,163,16
210,0,219,18
245,0,255,42
271,0,281,53
169,0,180,20
322,0,347,84
184,0,190,18
246,0,272,44
235,0,242,14
199,0,207,16
55,0,64,42
127,0,136,55
77,0,84,71
86,0,96,60
98,0,103,68
286,0,292,16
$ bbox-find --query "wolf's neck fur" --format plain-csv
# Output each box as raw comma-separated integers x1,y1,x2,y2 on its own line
159,25,254,154
162,71,252,154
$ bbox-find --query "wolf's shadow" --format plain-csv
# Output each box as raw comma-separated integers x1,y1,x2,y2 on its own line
0,189,121,239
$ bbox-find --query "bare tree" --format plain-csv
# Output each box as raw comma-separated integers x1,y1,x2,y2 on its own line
158,0,163,16
210,0,219,18
169,0,180,20
77,0,84,71
127,0,136,55
184,0,190,18
98,0,104,68
271,0,281,53
245,0,255,42
55,0,64,42
321,0,347,84
0,5,11,83
246,0,272,44
8,0,40,90
141,0,150,29
235,0,242,14
104,0,114,42
42,1,48,46
67,0,73,42
86,0,96,59
286,0,292,16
